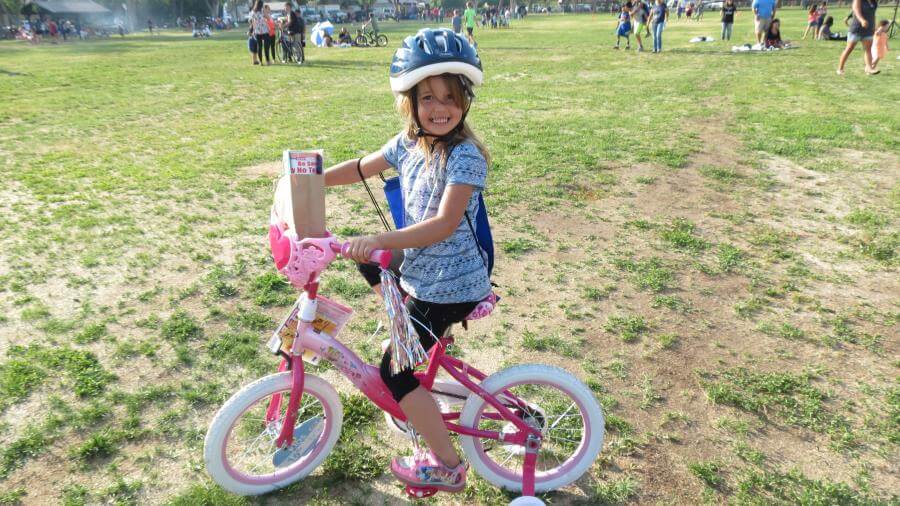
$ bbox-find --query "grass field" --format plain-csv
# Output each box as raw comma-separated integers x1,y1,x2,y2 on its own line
1,9,898,505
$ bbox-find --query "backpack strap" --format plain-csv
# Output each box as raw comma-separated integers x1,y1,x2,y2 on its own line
357,158,392,232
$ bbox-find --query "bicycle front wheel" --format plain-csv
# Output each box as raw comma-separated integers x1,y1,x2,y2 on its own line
204,372,343,495
375,34,388,47
459,364,604,493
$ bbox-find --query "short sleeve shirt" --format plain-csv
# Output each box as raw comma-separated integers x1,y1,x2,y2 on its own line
464,8,477,28
381,134,491,304
252,11,267,35
652,4,667,23
752,0,775,19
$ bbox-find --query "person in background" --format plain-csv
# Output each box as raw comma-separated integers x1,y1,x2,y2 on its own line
677,0,685,20
263,5,276,65
649,0,668,52
250,1,268,65
148,18,154,35
765,18,785,48
870,19,889,70
815,1,829,38
247,26,259,64
818,16,847,40
721,0,736,41
752,0,777,45
803,4,819,39
452,9,462,34
464,1,477,45
837,0,879,74
614,3,632,49
632,0,648,51
338,26,352,44
285,4,305,64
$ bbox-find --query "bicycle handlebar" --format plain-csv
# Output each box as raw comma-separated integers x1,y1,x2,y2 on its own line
269,224,392,286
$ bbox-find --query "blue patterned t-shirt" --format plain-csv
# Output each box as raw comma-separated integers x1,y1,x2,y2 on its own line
381,133,491,304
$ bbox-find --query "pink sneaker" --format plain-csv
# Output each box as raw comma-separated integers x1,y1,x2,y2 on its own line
390,450,467,493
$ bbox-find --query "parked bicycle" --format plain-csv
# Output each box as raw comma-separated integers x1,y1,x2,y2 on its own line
203,209,604,502
354,26,388,47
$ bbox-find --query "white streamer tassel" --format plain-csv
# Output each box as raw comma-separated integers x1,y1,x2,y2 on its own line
380,269,428,375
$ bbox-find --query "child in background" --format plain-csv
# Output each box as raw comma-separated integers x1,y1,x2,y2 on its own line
765,17,784,48
248,27,259,64
322,28,491,494
818,16,844,40
815,1,828,39
871,20,889,69
614,4,632,49
803,4,819,39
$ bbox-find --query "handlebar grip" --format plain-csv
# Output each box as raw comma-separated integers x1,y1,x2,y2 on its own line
339,243,392,269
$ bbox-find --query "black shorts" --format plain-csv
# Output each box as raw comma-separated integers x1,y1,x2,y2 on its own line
467,26,474,35
380,297,478,402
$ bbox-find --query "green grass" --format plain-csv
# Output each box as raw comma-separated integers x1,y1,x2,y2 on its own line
0,10,897,504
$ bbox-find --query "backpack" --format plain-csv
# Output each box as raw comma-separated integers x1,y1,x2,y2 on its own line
382,174,494,276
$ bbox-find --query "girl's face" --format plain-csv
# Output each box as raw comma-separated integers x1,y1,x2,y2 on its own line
772,21,780,31
415,76,464,137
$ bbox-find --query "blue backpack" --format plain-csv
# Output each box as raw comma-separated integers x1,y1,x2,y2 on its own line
383,175,494,276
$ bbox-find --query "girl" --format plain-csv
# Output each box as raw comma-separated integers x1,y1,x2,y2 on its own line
803,4,819,39
264,5,277,65
247,26,259,64
323,28,490,493
818,16,847,40
870,19,889,70
721,0,737,41
837,0,879,75
615,4,632,49
649,0,668,53
250,1,267,65
815,1,829,38
765,18,784,48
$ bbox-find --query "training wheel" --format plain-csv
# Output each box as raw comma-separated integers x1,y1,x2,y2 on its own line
509,496,545,506
405,485,438,499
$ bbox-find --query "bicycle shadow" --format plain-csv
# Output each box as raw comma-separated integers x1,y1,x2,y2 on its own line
253,471,601,504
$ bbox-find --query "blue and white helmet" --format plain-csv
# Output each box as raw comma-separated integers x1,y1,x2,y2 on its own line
389,28,483,95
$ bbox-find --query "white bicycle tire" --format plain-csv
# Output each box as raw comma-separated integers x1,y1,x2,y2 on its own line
204,372,343,495
459,364,604,493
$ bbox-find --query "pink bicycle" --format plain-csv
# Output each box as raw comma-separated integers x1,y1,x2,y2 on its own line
203,225,604,501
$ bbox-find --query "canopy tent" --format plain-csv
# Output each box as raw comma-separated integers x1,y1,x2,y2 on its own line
21,0,111,17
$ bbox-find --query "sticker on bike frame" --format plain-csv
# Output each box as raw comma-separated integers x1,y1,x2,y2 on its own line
268,295,353,363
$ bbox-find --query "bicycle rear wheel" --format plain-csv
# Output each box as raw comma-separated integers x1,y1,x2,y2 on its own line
375,34,388,47
204,372,343,495
293,41,305,63
355,34,368,47
459,364,604,493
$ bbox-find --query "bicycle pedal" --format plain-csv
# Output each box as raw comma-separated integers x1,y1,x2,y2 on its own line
405,485,438,499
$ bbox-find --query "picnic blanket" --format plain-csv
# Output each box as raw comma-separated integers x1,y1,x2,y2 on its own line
731,43,798,52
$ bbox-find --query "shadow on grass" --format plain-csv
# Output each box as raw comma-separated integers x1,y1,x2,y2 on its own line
0,68,30,76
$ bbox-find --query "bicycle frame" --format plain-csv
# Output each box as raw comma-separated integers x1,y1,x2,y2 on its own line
268,279,544,495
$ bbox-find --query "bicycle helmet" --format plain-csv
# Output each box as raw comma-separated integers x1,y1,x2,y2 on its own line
389,28,483,95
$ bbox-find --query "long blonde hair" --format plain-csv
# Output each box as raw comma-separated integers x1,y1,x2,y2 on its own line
395,74,491,174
